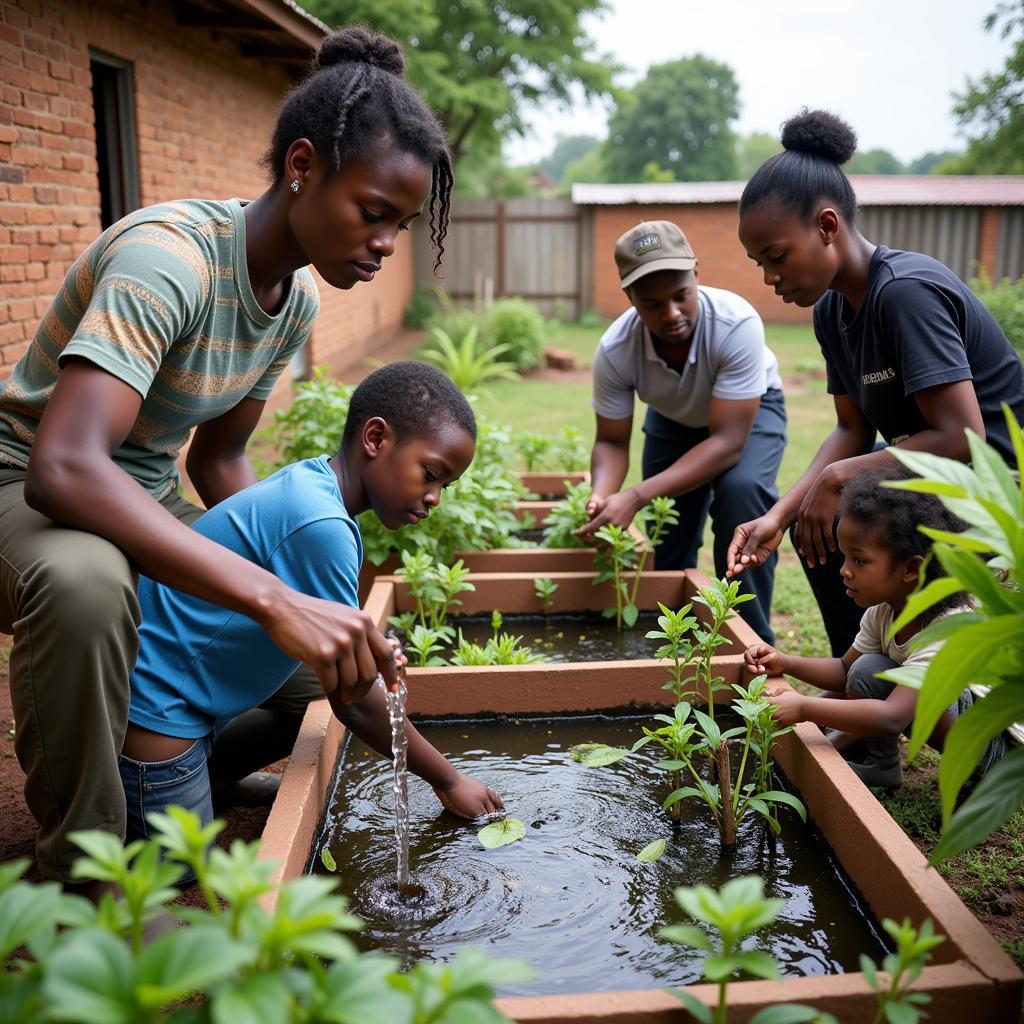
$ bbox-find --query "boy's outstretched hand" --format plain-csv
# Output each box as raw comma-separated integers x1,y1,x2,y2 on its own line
433,773,504,819
744,642,787,677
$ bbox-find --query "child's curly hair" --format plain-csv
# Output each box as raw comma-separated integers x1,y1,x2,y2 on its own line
839,464,970,623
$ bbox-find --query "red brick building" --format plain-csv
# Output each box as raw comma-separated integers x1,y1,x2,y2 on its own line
574,179,1024,325
0,0,415,397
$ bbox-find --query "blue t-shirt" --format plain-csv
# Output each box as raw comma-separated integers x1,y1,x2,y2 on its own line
129,456,362,739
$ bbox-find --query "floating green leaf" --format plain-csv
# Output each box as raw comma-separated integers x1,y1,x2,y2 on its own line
569,743,631,767
478,817,527,849
320,848,337,873
636,838,666,862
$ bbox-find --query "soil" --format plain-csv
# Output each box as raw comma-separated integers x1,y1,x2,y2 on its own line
0,641,275,892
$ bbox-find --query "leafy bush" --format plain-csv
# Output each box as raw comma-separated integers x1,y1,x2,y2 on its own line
420,324,518,395
971,270,1024,359
0,808,527,1023
403,286,440,329
261,367,353,468
882,405,1024,862
485,297,546,372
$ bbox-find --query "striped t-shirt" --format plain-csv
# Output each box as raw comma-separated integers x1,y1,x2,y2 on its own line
0,198,319,498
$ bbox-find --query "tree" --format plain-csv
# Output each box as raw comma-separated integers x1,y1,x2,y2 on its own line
641,161,675,183
540,134,602,182
907,150,962,174
846,148,905,174
602,56,740,182
454,149,535,197
737,131,781,178
301,0,619,164
942,1,1024,173
559,146,607,192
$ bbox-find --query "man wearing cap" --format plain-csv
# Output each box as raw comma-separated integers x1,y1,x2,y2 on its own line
576,220,786,643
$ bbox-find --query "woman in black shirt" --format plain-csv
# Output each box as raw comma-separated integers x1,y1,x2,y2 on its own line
727,108,1024,654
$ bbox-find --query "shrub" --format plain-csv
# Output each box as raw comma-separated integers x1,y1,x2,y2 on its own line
403,285,440,328
971,270,1024,359
485,297,546,372
0,808,528,1022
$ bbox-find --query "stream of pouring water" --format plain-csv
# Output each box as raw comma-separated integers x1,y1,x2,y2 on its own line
378,671,410,890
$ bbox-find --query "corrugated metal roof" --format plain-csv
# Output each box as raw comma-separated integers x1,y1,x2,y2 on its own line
572,176,1024,207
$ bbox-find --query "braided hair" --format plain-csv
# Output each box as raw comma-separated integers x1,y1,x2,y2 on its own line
262,26,453,272
739,108,858,226
840,465,970,624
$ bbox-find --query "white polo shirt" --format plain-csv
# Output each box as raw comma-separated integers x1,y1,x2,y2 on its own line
591,286,782,429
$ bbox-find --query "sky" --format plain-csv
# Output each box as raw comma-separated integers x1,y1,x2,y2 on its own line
513,0,1015,167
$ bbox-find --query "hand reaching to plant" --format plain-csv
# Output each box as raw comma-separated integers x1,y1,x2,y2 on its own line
766,686,805,727
743,642,788,678
433,772,504,819
575,488,643,538
793,464,844,567
725,511,784,578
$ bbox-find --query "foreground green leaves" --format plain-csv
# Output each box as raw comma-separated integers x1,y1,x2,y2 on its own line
884,407,1024,859
1,808,526,1023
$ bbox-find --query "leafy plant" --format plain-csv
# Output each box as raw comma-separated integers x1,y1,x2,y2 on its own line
533,577,558,614
485,297,546,372
593,522,640,628
517,431,553,472
548,426,591,471
420,324,518,396
404,285,441,328
390,552,475,636
405,624,450,668
880,407,1024,861
637,583,805,847
860,918,946,1024
540,480,592,549
970,270,1024,359
660,875,837,1024
626,496,679,613
450,629,548,666
0,808,526,1023
260,366,353,470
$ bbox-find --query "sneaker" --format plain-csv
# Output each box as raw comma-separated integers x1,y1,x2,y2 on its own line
848,758,903,789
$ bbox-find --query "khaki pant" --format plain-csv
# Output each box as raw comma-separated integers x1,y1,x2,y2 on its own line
0,468,321,880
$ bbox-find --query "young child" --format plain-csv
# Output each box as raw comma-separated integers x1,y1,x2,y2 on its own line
119,361,502,840
744,465,1005,789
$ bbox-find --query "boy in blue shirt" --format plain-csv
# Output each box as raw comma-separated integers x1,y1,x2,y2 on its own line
120,361,502,840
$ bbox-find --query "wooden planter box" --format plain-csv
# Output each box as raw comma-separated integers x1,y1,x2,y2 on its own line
257,569,1022,1023
358,501,648,598
517,471,589,500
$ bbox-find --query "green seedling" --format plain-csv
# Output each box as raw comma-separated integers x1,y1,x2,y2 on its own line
405,624,450,667
860,917,946,1024
478,817,527,849
451,629,549,666
645,601,699,701
534,576,559,614
517,430,553,472
593,522,640,628
541,480,592,549
627,496,679,611
661,875,839,1024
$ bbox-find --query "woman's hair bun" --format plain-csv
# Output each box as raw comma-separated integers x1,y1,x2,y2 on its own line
780,108,857,165
314,26,405,77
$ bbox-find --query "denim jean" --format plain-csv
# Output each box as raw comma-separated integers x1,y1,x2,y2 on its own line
119,734,214,843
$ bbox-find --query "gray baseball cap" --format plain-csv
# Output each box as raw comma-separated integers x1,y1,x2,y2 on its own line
615,220,697,289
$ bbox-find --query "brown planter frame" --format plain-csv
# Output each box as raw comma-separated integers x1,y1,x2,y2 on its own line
517,471,589,499
258,569,1022,1022
358,502,648,597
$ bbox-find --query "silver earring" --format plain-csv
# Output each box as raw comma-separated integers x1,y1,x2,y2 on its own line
290,179,301,194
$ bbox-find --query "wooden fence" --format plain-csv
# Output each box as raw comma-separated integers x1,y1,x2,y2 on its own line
413,197,593,319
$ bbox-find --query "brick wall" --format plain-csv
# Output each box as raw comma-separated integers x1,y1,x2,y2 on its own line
592,204,812,326
0,0,413,393
976,206,1000,280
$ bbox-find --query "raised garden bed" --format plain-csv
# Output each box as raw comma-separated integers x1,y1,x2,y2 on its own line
517,471,589,500
257,568,1022,1021
358,503,648,598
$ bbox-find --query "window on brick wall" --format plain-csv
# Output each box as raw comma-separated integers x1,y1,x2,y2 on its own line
89,51,140,228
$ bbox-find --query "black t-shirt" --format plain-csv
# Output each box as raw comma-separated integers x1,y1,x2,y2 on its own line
813,245,1024,465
